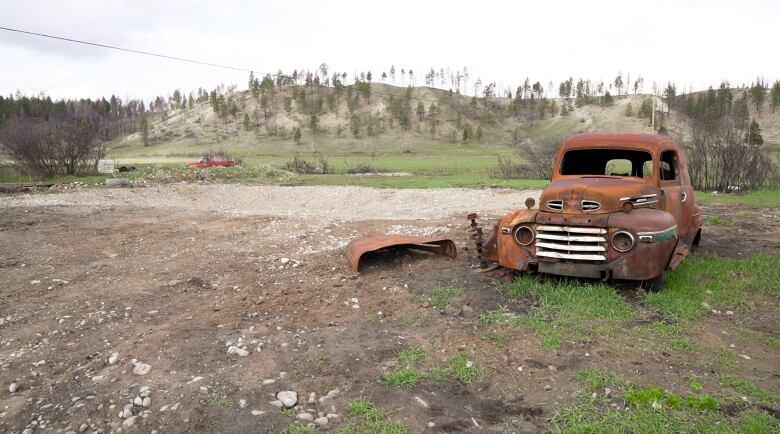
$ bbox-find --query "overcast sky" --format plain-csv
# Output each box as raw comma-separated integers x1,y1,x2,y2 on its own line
1,0,778,101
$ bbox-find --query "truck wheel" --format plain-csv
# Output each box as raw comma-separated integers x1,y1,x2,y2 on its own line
641,273,664,292
693,229,701,246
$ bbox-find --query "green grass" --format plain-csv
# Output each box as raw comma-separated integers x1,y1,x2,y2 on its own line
481,275,633,350
481,331,510,347
696,188,780,208
381,368,422,388
689,378,704,392
207,395,233,406
421,287,463,309
719,375,777,405
338,398,410,434
283,425,314,434
446,353,485,383
551,369,780,433
644,254,780,320
574,368,630,395
704,215,733,226
280,408,295,417
381,347,426,388
381,347,484,387
293,173,547,189
397,347,426,366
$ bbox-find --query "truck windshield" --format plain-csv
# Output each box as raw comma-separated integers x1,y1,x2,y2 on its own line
560,148,653,178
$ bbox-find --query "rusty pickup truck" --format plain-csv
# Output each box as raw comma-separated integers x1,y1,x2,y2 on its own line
485,133,702,291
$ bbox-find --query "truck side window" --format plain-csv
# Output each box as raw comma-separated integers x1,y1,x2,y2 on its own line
660,150,677,181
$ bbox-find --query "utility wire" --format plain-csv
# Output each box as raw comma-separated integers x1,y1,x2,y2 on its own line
0,25,488,106
0,26,255,73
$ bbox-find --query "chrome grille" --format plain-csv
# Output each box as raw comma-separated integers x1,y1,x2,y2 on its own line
535,225,607,261
546,200,563,211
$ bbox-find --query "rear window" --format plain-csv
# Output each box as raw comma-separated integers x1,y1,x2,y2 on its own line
559,149,653,178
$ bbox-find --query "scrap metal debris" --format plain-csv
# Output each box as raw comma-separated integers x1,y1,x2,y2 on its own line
345,233,456,272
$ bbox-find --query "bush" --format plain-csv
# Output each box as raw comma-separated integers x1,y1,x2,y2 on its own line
344,162,380,174
284,152,331,174
0,117,103,178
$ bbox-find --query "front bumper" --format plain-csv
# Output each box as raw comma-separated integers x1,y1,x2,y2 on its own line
496,219,678,281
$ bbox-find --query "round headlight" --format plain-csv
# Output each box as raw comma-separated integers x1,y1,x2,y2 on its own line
611,230,635,252
514,225,535,246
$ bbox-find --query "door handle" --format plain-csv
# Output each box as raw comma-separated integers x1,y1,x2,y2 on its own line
681,192,687,203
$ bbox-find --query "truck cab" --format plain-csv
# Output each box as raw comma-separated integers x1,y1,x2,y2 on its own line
487,133,702,290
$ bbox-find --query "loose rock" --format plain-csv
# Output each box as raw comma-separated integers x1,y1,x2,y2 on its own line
122,415,137,428
296,412,314,422
276,391,298,408
133,362,152,376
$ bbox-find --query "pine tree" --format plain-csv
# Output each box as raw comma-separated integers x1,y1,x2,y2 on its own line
350,114,360,137
416,101,425,122
293,127,302,144
745,120,763,145
139,113,150,146
770,80,780,113
750,79,767,114
243,113,250,131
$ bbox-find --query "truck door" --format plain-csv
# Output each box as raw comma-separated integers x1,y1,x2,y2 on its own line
658,149,685,233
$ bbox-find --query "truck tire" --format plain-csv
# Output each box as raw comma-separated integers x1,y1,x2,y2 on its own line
641,272,664,292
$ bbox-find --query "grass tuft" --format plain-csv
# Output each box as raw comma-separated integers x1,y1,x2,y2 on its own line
421,287,463,309
447,353,485,383
339,399,410,434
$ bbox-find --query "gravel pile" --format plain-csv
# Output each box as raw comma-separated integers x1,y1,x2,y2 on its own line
0,184,540,222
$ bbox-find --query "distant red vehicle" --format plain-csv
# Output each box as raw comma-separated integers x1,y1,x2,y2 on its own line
187,156,237,168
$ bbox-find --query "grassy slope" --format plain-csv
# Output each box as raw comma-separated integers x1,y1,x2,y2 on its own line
103,85,664,176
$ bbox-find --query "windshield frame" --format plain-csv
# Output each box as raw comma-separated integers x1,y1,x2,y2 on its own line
553,146,658,183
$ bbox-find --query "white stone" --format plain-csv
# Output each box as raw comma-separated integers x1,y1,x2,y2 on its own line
133,362,151,375
239,399,247,408
9,383,18,393
276,391,297,408
142,397,151,408
108,352,119,365
134,396,143,406
251,410,265,416
280,258,291,265
122,415,137,428
297,412,314,422
227,346,249,357
262,379,276,385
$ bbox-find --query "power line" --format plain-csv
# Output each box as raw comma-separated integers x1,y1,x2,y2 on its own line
0,25,256,73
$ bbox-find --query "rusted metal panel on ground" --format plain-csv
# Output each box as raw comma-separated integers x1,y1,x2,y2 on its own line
346,233,457,272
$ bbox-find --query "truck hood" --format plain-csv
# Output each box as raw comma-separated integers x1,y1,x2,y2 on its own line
540,177,659,214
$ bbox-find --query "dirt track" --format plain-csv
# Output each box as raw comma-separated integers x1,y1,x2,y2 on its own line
0,185,778,433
